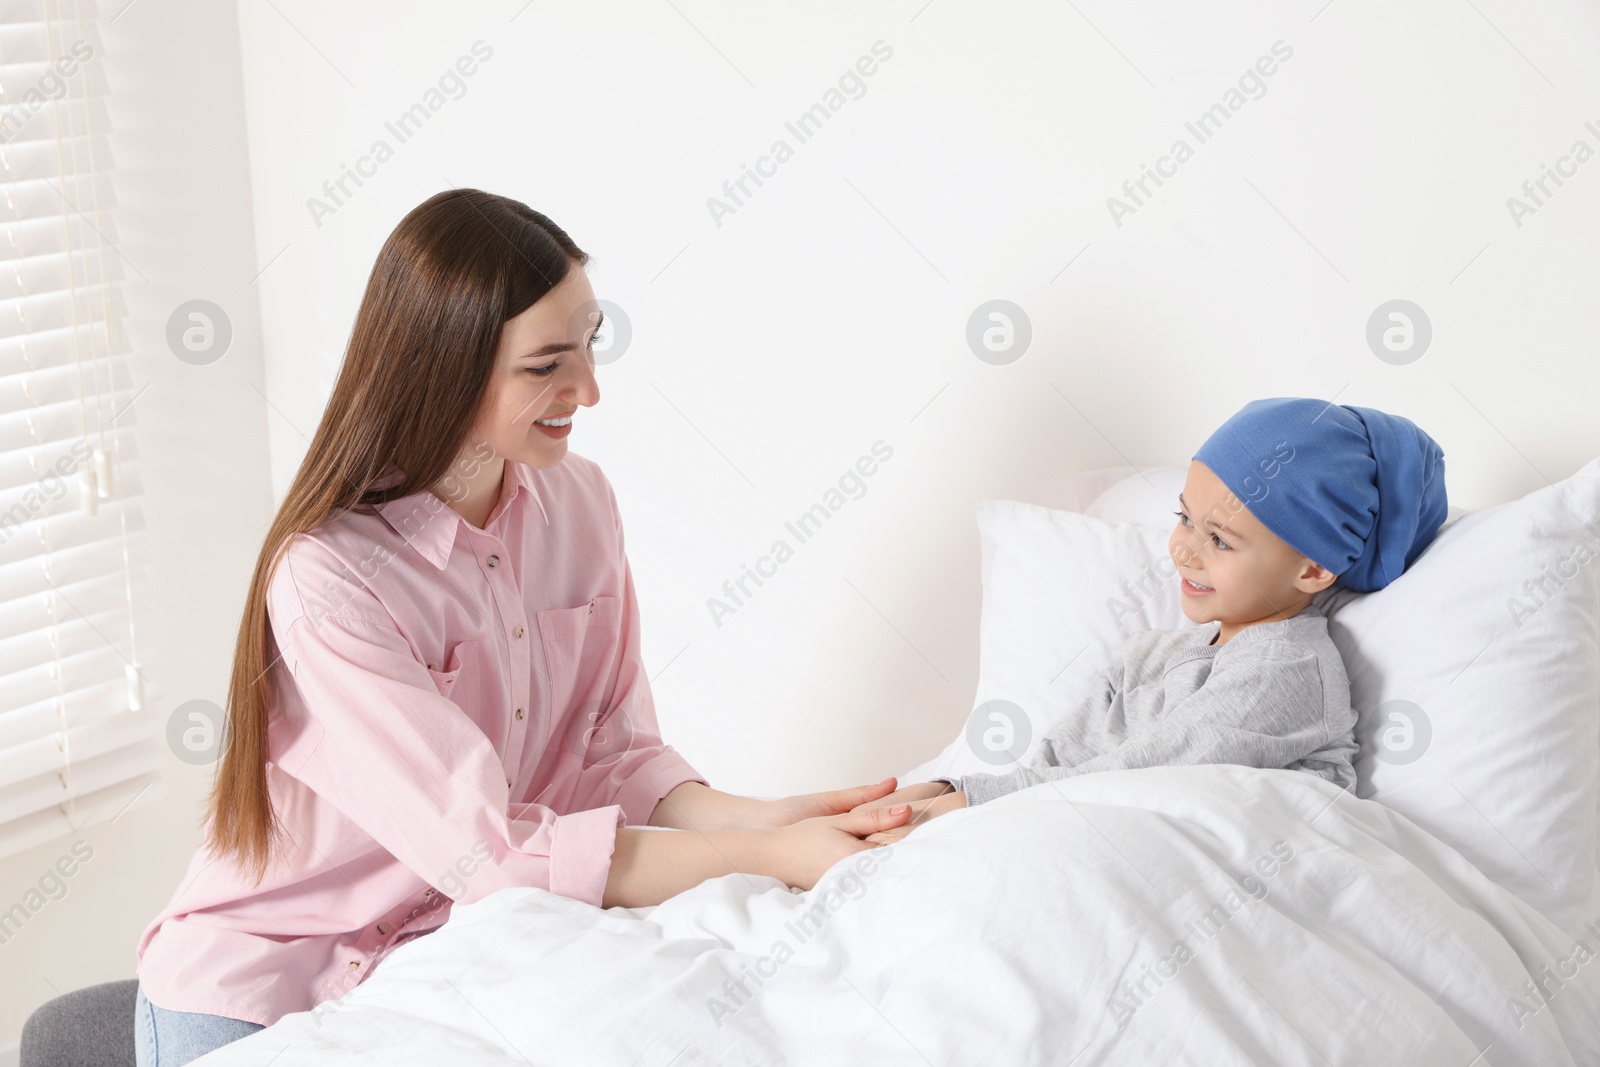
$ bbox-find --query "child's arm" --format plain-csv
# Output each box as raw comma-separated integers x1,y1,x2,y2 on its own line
1284,751,1357,792
956,648,1330,805
929,659,1126,798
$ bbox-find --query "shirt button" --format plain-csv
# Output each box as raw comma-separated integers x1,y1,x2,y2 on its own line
377,922,391,935
487,555,500,568
506,777,512,788
513,625,524,638
426,663,436,671
515,708,524,720
347,960,360,971
423,888,435,898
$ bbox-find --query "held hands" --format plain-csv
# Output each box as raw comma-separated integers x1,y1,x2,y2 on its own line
763,776,959,828
654,778,912,832
750,776,966,891
770,803,916,891
811,778,966,844
851,783,960,844
845,779,966,844
859,788,966,844
762,776,910,828
847,779,959,816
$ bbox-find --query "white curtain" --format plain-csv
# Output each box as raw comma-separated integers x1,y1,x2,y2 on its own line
0,0,162,860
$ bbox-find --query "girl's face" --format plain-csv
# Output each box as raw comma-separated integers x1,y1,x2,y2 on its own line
1169,460,1334,634
471,263,603,470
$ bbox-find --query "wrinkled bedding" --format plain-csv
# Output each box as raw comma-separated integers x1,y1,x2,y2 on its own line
197,765,1600,1066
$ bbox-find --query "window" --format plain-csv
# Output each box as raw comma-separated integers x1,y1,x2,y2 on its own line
0,2,161,860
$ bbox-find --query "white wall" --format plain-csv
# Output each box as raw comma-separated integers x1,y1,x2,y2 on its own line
0,0,274,1051
233,0,1600,804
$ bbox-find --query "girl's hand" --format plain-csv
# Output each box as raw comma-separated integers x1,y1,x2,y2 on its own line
862,790,966,844
846,780,954,817
764,776,904,828
769,804,913,891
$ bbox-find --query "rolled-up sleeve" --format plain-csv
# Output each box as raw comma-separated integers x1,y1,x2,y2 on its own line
268,544,624,909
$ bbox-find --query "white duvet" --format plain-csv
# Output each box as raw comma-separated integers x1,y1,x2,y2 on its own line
196,766,1600,1066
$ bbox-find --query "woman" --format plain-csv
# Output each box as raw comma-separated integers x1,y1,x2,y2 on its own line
133,189,914,1065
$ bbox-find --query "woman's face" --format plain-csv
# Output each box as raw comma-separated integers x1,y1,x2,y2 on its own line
471,263,602,470
1168,460,1333,629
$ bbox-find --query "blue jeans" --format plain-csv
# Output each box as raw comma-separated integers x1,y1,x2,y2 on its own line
134,983,264,1067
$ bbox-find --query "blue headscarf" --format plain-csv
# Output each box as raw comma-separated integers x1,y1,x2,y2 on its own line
1192,397,1448,593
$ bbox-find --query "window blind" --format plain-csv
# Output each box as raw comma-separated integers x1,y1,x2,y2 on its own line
0,0,162,860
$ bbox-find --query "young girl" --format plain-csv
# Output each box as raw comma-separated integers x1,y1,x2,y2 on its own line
859,397,1448,835
132,189,913,1064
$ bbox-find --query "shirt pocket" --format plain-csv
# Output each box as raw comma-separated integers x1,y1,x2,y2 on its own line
535,596,628,767
426,638,488,719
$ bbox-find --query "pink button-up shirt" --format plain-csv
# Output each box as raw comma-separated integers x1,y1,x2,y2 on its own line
135,452,707,1027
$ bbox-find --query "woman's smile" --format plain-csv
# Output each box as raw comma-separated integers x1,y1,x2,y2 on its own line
534,410,575,438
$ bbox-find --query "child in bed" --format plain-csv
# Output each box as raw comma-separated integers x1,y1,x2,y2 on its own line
858,397,1448,838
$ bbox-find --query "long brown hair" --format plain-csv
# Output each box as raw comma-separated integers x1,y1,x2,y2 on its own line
204,189,589,884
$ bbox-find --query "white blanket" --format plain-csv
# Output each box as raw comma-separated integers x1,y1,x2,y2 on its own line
196,766,1600,1066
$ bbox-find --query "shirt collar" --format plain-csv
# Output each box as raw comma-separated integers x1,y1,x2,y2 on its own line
375,491,457,571
495,457,551,528
376,459,548,570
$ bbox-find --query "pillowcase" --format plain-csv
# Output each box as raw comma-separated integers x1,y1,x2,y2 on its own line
895,498,1193,786
1078,465,1186,527
897,459,1600,929
898,464,1217,787
1319,457,1600,929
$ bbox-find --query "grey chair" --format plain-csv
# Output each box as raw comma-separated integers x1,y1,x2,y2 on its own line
20,979,138,1067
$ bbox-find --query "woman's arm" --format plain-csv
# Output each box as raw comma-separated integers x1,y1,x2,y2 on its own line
646,781,773,831
603,825,767,907
647,777,907,832
606,803,915,908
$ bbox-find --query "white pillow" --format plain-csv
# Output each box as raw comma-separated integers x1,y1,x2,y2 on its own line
896,499,1193,787
899,465,1227,787
1078,465,1186,527
898,459,1600,929
1320,458,1600,929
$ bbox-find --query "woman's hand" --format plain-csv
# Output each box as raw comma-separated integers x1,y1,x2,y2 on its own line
846,780,954,817
862,790,966,844
768,804,914,891
762,776,907,829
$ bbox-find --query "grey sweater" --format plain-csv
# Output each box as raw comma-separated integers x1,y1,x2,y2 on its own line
936,601,1358,805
